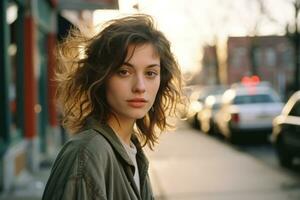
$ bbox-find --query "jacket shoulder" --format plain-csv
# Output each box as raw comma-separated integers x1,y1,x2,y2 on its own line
48,128,115,178
43,129,114,199
62,128,115,164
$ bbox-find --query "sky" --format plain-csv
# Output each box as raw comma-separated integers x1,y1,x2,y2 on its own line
93,0,294,74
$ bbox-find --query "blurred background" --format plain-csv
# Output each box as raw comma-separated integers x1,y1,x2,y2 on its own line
1,0,300,199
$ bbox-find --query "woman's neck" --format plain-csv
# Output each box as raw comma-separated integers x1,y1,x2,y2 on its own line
107,116,135,145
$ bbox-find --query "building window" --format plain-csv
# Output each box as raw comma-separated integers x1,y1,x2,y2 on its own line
254,48,262,66
230,47,247,68
265,48,276,67
282,48,294,69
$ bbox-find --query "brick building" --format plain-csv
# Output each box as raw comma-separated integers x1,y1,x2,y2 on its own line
201,36,295,98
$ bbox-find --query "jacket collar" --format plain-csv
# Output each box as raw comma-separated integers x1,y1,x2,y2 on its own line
85,117,149,169
86,117,150,198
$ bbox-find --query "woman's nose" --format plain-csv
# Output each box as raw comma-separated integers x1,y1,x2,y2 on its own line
132,75,146,93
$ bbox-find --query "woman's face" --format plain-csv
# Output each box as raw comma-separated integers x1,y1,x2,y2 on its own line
106,43,161,123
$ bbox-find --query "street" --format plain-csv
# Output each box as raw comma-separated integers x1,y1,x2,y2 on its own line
147,120,300,200
1,120,300,200
2,0,300,199
236,142,300,183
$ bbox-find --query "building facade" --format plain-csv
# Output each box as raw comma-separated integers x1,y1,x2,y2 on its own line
201,36,295,99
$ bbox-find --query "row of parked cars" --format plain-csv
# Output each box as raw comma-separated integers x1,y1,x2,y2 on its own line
187,81,300,168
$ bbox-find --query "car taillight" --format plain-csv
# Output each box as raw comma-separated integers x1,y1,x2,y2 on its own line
231,113,239,123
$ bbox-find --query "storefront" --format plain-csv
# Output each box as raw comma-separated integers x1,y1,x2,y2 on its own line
0,0,119,192
0,0,57,191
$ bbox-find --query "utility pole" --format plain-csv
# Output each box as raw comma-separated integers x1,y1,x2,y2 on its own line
249,37,258,76
287,0,300,91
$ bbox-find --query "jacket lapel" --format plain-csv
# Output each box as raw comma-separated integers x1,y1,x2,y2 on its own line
132,136,149,193
86,118,134,166
86,117,149,199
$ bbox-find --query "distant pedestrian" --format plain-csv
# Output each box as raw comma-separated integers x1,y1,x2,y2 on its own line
42,14,183,200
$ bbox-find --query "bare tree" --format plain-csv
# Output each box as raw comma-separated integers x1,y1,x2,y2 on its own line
183,0,234,85
246,0,278,76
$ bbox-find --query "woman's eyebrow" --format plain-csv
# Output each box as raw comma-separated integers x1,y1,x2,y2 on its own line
123,62,160,68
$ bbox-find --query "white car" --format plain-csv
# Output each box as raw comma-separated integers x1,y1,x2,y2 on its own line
215,82,284,142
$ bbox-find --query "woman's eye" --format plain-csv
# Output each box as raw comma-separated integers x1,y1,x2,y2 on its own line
117,69,130,76
146,71,158,78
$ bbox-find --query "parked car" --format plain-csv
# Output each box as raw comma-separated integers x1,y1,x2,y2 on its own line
189,85,227,129
177,85,201,119
184,85,203,126
196,94,223,135
215,82,284,143
271,91,300,167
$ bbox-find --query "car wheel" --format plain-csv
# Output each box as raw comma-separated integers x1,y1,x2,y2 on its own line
207,120,214,135
228,132,239,144
193,114,200,129
276,137,293,168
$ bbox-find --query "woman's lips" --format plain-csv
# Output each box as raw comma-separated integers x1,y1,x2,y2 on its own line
127,98,148,108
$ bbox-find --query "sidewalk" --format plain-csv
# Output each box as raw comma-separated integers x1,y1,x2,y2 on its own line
146,121,300,200
0,155,54,200
0,159,53,200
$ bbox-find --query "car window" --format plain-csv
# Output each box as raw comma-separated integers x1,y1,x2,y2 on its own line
233,94,275,105
289,100,300,116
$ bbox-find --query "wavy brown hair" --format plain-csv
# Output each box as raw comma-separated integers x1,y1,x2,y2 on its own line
56,14,183,148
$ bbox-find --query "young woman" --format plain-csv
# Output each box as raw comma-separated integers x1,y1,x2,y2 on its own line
42,14,182,200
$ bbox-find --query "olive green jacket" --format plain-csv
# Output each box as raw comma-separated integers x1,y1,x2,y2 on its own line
42,119,154,200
